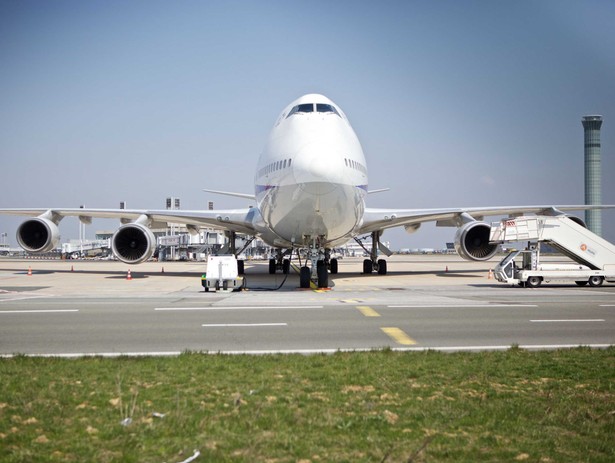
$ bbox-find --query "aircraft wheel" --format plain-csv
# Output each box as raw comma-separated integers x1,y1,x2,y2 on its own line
377,259,387,275
588,275,604,287
575,281,588,286
526,276,542,288
317,263,328,288
363,259,373,274
282,259,290,274
268,259,276,274
237,260,244,275
300,266,311,288
330,258,338,274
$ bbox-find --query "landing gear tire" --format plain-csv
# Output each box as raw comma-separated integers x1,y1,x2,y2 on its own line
363,259,373,274
282,259,290,274
300,266,311,289
377,259,387,275
526,276,542,288
237,260,244,275
317,261,328,288
588,276,604,287
330,258,338,274
269,259,276,274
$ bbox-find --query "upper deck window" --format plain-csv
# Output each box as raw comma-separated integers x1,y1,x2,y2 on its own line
287,103,314,118
316,103,341,117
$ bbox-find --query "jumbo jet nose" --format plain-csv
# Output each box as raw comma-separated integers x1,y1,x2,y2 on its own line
293,142,345,193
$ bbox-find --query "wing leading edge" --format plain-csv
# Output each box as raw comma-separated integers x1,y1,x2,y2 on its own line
0,207,257,235
359,205,615,235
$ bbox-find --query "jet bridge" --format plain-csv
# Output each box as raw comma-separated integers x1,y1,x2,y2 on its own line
490,215,615,273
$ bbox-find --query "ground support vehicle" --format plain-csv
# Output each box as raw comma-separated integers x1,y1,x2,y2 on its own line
202,255,243,292
490,215,615,288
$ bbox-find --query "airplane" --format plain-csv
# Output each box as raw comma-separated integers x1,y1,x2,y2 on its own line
1,93,612,289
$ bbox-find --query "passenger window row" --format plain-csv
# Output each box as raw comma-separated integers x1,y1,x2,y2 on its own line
344,158,366,174
259,158,292,177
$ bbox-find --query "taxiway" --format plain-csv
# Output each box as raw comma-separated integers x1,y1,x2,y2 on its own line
1,256,613,356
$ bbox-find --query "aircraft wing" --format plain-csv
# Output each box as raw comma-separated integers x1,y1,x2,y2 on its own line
0,207,257,235
358,205,615,235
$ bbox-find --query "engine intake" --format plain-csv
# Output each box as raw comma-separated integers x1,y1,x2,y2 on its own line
111,223,156,264
454,221,498,261
17,218,60,253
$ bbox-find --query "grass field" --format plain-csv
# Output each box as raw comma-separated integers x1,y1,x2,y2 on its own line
1,348,614,462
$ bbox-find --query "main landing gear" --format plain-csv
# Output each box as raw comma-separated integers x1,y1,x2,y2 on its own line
268,249,291,275
355,230,391,275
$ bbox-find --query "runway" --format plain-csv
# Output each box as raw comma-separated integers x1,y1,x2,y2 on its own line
1,256,614,356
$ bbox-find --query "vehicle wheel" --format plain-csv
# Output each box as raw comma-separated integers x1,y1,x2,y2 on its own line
588,275,604,287
377,259,387,275
237,260,244,275
526,276,542,288
363,259,373,274
269,259,276,274
282,259,290,274
317,263,328,288
575,280,588,286
223,280,228,290
300,266,311,288
330,258,338,274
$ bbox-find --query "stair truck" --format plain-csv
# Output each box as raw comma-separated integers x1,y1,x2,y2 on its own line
490,215,615,288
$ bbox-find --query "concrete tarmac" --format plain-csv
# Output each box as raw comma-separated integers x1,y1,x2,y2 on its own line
1,255,613,356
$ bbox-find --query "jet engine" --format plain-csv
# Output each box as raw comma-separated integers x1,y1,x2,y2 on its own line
17,218,60,253
111,223,156,264
454,221,498,261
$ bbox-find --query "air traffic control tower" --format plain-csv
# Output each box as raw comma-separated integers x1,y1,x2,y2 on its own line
582,115,603,236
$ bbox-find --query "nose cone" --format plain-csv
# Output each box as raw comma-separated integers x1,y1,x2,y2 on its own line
293,141,345,193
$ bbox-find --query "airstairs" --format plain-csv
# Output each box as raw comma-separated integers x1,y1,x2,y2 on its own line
490,215,615,272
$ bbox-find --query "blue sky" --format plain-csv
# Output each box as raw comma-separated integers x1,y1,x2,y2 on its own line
1,0,614,249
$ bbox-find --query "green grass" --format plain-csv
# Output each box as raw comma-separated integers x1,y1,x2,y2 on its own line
1,348,614,462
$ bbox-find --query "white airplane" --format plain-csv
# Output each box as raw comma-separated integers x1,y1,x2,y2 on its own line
1,93,611,288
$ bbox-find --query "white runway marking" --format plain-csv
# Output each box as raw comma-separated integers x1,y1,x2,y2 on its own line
0,309,79,314
387,304,538,308
202,323,288,327
155,306,323,311
2,344,613,358
530,319,605,323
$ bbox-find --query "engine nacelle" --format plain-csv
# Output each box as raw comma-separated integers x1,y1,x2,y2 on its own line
454,221,498,261
17,218,60,253
111,223,156,264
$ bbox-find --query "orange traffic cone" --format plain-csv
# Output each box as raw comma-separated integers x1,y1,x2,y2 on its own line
126,269,132,280
445,266,449,272
488,269,493,279
27,267,32,276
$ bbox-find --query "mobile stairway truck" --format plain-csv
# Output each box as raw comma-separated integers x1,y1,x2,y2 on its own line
489,215,615,288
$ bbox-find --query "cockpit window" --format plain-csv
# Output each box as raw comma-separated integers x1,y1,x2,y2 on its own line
287,103,314,118
316,103,341,117
286,102,341,118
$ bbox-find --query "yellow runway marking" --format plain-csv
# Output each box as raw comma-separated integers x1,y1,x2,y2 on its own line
356,306,380,317
381,327,417,345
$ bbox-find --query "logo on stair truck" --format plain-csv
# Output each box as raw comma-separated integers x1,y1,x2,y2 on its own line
580,243,596,256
